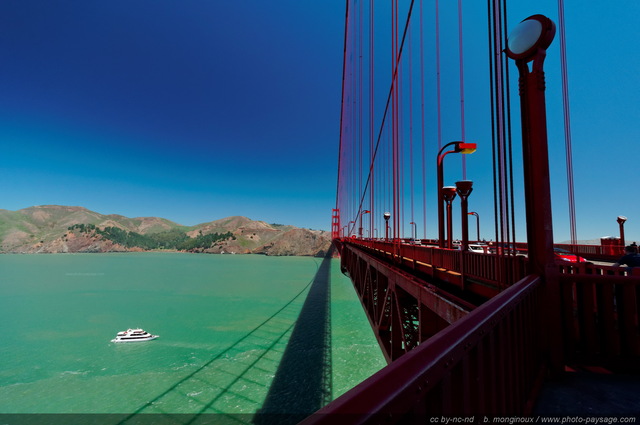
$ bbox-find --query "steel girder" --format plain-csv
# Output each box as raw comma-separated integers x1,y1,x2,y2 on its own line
340,242,470,363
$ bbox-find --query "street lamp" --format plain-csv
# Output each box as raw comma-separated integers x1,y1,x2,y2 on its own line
442,186,457,249
505,14,556,276
468,211,480,242
409,221,417,242
359,210,371,238
506,15,560,375
617,216,627,247
456,180,473,251
383,212,391,241
437,141,477,247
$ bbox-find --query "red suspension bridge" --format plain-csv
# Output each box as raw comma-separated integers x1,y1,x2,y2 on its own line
306,0,640,422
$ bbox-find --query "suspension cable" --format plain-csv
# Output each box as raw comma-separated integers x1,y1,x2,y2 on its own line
335,0,351,214
558,0,577,245
347,0,416,237
457,0,467,179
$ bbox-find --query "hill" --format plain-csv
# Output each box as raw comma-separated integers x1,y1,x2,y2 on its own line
0,205,331,256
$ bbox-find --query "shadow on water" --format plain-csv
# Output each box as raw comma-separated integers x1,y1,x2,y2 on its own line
116,249,334,425
254,247,334,424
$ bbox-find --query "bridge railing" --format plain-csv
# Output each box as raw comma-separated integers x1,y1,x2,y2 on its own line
302,274,545,423
556,243,625,261
346,238,528,294
558,268,640,369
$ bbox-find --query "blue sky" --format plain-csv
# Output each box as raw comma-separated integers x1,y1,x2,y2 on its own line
0,1,344,230
0,1,638,241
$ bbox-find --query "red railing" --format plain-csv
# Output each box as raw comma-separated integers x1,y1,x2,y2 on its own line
302,275,546,424
558,270,640,369
346,239,529,297
556,243,625,261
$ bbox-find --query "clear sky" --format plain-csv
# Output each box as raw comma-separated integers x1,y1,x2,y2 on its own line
0,1,345,230
0,1,638,241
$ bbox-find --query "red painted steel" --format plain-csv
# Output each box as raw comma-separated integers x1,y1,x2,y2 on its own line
558,272,640,370
339,242,473,363
331,2,640,420
555,243,625,262
346,238,528,297
302,275,545,423
331,209,341,240
321,237,640,421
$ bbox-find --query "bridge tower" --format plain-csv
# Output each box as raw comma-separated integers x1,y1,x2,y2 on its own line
331,208,341,240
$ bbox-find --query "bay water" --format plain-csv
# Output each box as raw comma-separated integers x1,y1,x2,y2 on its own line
0,253,385,418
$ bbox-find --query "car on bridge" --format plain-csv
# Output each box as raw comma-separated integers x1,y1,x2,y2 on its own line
468,244,489,253
554,247,587,263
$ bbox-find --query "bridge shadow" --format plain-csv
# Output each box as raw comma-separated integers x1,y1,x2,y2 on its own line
254,247,334,425
117,250,334,425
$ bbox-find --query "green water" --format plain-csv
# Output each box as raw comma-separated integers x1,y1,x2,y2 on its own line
0,253,385,416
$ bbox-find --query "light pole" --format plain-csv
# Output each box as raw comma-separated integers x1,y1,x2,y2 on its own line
383,212,391,241
442,186,457,249
359,210,370,238
437,141,477,247
506,14,559,374
468,212,480,242
456,181,473,251
409,221,417,242
618,216,627,247
505,14,556,276
348,221,355,238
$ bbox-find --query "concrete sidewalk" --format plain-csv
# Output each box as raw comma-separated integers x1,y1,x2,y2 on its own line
533,370,640,417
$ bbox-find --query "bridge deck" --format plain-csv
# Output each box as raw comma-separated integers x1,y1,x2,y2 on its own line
303,239,640,422
535,369,640,416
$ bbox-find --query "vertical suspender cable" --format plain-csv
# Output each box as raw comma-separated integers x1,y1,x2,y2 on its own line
409,29,415,236
488,0,511,285
347,0,415,240
336,0,351,218
435,0,442,150
502,0,517,261
420,0,427,239
369,0,375,238
358,0,363,236
392,0,399,241
457,0,467,179
487,0,500,247
494,0,508,250
391,0,396,240
352,4,357,232
558,0,577,245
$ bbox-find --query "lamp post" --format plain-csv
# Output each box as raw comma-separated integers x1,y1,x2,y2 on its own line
437,141,477,247
383,212,391,241
348,221,355,238
617,216,627,247
409,221,417,242
468,211,480,242
442,187,457,249
374,228,378,239
456,181,473,251
359,210,370,238
506,14,559,374
505,14,556,276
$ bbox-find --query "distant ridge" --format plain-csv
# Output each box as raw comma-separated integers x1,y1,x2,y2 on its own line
0,205,331,256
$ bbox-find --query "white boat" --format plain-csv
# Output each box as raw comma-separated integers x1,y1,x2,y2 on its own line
111,328,159,343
